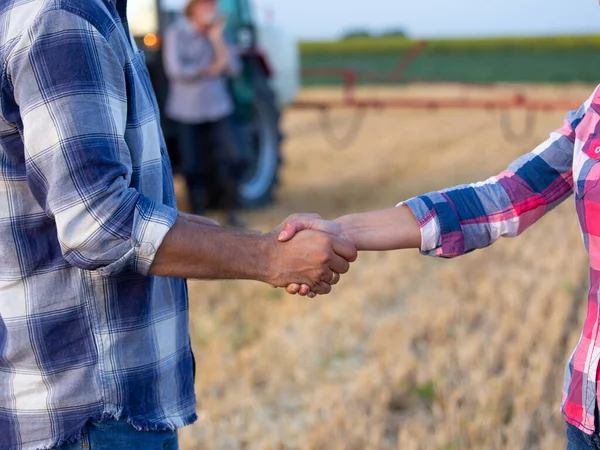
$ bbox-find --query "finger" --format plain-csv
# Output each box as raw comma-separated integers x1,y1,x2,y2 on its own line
330,272,341,286
319,270,340,286
329,254,351,275
330,236,358,262
307,291,317,299
320,269,335,283
286,284,301,295
299,284,312,296
312,282,332,296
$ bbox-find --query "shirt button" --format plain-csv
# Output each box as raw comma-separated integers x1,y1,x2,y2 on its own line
595,147,600,154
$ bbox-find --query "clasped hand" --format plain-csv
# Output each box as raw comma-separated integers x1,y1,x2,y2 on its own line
270,213,353,298
183,211,355,296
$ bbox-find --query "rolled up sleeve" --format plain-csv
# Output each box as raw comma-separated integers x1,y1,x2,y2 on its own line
8,8,177,276
402,99,590,258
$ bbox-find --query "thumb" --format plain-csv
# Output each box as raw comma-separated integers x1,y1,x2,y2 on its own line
278,221,305,242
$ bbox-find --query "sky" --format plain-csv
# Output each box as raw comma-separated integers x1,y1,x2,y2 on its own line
250,0,600,41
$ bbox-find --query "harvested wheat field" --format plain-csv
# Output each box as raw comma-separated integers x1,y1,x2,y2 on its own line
176,84,596,450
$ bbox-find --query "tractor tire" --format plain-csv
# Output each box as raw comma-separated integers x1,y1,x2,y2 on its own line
237,74,284,209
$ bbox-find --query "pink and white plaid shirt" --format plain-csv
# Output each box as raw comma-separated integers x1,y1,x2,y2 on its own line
404,84,600,434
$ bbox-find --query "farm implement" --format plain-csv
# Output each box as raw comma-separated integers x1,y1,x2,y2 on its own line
292,41,583,149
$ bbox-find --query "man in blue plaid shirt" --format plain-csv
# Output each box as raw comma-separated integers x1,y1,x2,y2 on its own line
0,1,357,449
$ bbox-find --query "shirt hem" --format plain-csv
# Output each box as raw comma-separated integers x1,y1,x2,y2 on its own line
563,408,595,436
30,408,198,449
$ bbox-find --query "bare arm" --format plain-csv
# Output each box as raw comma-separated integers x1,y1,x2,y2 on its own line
149,215,358,294
335,205,421,251
277,206,421,252
196,29,231,78
277,92,589,294
275,208,418,296
163,21,230,81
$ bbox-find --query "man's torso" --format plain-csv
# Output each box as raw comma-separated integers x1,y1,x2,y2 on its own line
0,1,195,448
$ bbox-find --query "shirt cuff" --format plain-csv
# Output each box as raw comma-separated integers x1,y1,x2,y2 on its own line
400,192,465,258
399,197,442,255
97,195,178,277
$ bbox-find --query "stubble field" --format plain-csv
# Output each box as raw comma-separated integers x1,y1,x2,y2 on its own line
176,84,595,450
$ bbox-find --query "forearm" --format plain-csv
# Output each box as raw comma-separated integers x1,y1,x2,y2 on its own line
149,216,271,281
334,205,421,251
149,214,357,293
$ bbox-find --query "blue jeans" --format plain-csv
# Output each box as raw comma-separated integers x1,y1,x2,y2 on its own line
567,423,600,450
57,419,178,450
177,115,247,214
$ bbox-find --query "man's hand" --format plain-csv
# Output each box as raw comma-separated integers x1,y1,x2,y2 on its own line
179,212,357,295
275,214,350,298
265,228,357,296
151,214,356,291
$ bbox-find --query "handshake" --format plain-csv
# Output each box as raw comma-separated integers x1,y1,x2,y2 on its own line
166,205,419,289
264,213,357,298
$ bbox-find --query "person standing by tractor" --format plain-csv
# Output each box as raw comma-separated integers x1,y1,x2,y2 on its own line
164,0,247,226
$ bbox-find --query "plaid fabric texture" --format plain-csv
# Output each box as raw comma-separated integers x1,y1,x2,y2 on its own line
0,1,196,448
404,85,600,435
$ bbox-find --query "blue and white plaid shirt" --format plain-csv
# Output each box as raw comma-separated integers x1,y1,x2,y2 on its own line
0,1,196,448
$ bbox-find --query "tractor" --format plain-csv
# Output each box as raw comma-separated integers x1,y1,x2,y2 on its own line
127,0,300,208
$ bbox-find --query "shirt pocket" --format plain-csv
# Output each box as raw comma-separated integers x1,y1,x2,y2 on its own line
576,133,600,198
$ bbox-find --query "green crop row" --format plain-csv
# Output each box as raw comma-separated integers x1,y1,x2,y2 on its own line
299,35,600,54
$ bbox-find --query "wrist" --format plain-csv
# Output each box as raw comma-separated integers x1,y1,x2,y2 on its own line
255,233,279,285
209,34,225,45
333,215,360,248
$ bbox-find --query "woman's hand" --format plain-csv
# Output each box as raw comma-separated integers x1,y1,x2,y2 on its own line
277,213,344,242
206,17,226,42
275,207,422,296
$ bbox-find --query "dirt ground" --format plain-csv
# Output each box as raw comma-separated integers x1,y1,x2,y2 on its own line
176,84,596,450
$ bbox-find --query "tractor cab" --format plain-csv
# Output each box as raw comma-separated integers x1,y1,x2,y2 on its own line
127,0,299,208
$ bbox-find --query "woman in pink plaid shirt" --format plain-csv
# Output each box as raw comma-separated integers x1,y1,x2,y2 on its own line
280,70,600,450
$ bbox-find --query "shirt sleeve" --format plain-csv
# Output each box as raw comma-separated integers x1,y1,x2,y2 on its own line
6,8,178,276
163,25,202,82
402,95,592,258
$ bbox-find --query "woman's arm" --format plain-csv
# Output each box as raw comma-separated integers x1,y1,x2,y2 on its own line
163,22,230,82
201,21,231,77
278,207,421,252
279,93,594,258
403,111,581,258
334,205,421,251
163,26,202,82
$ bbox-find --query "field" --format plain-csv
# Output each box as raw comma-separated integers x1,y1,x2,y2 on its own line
300,35,600,85
177,83,595,450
